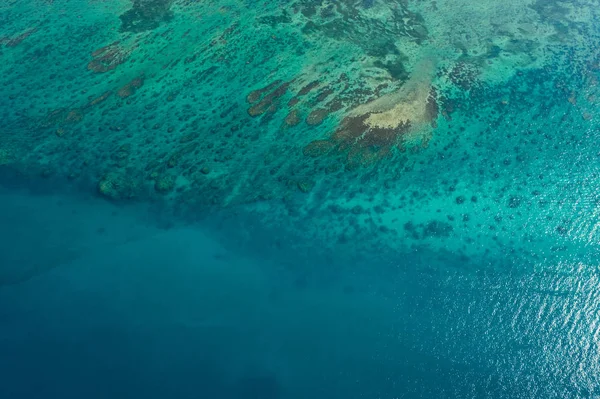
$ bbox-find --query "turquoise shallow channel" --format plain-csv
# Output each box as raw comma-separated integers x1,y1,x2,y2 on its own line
1,0,600,397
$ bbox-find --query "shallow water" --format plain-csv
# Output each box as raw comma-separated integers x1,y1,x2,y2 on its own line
2,0,600,397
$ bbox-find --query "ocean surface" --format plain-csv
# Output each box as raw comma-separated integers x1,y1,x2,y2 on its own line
2,0,600,397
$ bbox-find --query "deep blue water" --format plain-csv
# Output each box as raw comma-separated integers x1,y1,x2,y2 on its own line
2,179,600,399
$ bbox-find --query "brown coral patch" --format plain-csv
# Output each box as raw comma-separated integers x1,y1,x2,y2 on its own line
303,140,335,157
326,99,344,113
287,80,321,107
87,91,113,107
118,85,134,99
346,145,389,169
247,81,291,117
315,87,334,103
303,112,410,167
41,108,68,127
247,80,282,103
65,109,84,123
88,41,130,73
117,76,145,98
5,28,37,47
298,80,320,96
333,114,410,152
247,103,267,117
306,108,329,125
285,109,301,126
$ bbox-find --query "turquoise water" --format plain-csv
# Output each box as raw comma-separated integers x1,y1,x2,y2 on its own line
2,0,600,397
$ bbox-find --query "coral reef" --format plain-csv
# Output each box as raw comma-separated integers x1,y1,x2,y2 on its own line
306,108,329,126
285,109,301,127
247,81,292,117
297,179,315,193
0,148,13,166
3,28,37,47
88,42,131,73
303,140,336,157
155,174,176,193
117,76,145,99
120,0,174,33
98,172,140,200
87,91,113,107
2,0,599,266
305,59,439,167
